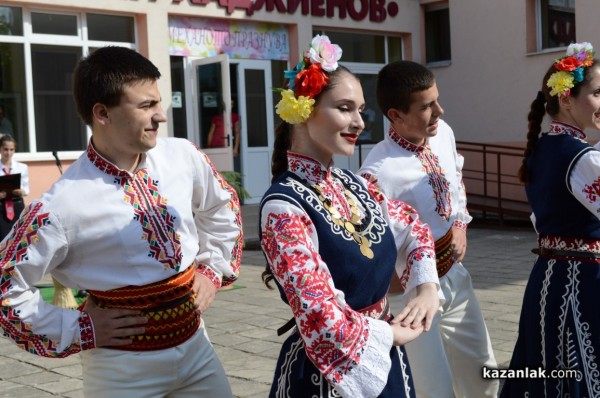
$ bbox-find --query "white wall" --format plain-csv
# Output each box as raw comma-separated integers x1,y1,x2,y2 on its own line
432,0,600,143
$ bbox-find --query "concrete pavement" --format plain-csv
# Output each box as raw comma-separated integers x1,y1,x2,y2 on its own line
0,222,538,397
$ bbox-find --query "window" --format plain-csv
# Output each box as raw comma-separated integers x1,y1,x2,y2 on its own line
312,30,403,144
0,6,22,36
313,30,402,64
424,3,451,64
539,0,575,50
88,14,135,42
32,45,84,152
0,43,27,152
0,8,136,155
32,12,77,36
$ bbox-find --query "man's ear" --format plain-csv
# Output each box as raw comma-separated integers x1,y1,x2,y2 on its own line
387,108,404,124
92,103,110,126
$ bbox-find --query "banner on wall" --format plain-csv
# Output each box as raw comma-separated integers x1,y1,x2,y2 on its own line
168,17,289,60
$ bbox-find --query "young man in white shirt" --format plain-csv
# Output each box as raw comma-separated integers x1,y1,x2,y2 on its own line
0,46,243,397
359,60,499,398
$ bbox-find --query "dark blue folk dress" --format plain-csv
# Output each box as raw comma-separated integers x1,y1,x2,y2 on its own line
501,122,600,397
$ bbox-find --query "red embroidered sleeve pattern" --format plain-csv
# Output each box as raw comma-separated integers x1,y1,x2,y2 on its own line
0,203,81,357
261,210,369,384
364,177,386,204
387,200,436,289
453,220,468,232
197,149,243,286
583,176,600,203
78,311,96,350
195,265,222,289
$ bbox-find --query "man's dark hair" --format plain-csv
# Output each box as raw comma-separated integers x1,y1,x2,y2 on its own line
72,46,161,126
376,60,435,119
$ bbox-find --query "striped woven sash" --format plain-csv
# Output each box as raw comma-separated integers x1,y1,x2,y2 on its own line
86,266,200,351
435,228,454,278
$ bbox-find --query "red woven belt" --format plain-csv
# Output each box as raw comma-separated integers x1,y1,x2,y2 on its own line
85,266,200,351
358,295,391,322
435,228,454,278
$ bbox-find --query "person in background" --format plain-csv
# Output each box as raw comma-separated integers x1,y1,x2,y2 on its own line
260,35,442,398
0,104,14,136
0,134,28,240
0,46,243,397
207,99,241,157
501,42,600,397
359,60,498,398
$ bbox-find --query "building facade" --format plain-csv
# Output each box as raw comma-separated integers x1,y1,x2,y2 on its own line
0,0,596,204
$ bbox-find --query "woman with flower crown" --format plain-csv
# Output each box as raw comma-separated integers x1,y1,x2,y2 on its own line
259,35,442,398
501,42,600,397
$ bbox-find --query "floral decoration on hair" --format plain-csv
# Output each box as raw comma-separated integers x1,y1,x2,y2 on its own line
275,35,342,124
547,42,595,97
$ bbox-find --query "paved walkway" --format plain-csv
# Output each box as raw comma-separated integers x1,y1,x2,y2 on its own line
0,224,537,397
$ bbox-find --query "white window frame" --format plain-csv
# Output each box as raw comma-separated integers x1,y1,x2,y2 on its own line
535,0,575,52
423,1,451,66
0,6,137,161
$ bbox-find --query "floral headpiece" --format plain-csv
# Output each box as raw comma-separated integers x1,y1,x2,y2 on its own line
275,35,342,124
547,42,595,97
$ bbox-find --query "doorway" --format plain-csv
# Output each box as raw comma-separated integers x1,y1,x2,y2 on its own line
184,56,274,204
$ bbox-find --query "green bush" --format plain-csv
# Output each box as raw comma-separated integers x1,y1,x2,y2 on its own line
221,171,250,200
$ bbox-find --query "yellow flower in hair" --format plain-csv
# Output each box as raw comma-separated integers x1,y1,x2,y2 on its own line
547,70,575,97
276,89,315,124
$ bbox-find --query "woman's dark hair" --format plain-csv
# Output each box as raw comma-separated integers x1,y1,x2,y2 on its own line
262,65,357,288
519,59,599,184
0,134,16,147
269,65,355,184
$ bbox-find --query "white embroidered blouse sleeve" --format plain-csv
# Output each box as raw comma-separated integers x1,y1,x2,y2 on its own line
0,203,94,357
15,162,29,196
453,152,472,230
568,149,600,219
360,177,441,301
260,198,394,398
189,143,243,289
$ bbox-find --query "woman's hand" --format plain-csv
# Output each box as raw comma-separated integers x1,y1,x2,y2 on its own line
11,188,23,197
393,282,439,332
391,321,424,345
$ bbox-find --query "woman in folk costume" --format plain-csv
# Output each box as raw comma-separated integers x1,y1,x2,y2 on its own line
501,42,600,397
259,35,442,398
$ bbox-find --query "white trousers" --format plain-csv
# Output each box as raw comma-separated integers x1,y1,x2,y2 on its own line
81,326,232,398
389,263,499,398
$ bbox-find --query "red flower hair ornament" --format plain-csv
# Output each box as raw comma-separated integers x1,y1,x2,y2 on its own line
275,35,343,124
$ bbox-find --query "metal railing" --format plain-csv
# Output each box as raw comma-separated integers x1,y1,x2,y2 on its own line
456,141,531,226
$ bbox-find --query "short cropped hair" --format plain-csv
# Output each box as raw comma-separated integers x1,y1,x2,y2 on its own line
72,46,161,126
376,60,435,119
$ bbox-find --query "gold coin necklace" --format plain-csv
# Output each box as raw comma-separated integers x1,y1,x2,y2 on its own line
311,184,374,259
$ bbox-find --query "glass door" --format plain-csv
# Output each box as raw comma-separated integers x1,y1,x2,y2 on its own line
186,54,233,171
233,60,274,205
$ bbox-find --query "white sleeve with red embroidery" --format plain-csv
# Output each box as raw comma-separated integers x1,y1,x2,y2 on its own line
453,152,473,231
569,149,600,218
190,143,243,289
362,177,441,301
0,203,94,357
260,199,394,398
